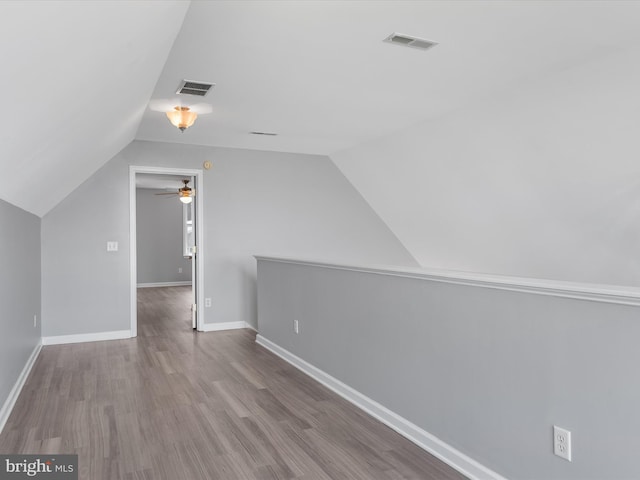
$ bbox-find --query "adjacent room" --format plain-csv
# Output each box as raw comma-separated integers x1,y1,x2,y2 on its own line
1,1,639,479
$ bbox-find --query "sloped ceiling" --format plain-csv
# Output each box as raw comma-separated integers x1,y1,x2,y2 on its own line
331,24,640,285
136,1,640,156
0,1,189,216
4,0,640,224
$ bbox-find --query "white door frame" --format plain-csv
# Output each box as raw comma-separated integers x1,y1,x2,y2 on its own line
129,165,206,336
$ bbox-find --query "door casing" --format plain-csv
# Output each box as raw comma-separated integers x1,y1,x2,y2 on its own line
129,165,205,336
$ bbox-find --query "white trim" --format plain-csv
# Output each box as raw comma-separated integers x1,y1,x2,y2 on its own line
255,256,640,307
129,168,137,337
255,334,507,480
42,330,131,346
200,321,252,332
130,166,206,337
137,281,193,288
0,342,42,434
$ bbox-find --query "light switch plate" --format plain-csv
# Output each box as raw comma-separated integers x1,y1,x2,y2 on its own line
107,241,118,252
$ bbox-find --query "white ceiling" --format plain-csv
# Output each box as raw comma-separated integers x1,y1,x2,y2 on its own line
3,1,640,216
136,0,640,155
136,174,191,190
0,1,189,216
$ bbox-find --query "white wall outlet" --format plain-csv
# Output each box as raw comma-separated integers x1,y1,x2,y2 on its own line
33,314,37,328
205,298,212,307
554,425,572,461
293,319,299,334
178,267,183,273
106,241,118,252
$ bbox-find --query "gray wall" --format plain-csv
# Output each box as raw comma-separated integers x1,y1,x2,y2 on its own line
0,199,41,409
41,155,130,337
41,140,416,336
136,188,192,285
257,258,640,480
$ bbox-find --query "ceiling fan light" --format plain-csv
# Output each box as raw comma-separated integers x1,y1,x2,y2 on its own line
166,106,197,132
179,187,193,203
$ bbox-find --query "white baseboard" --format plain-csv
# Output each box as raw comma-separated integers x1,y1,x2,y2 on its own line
0,342,42,434
200,321,253,332
137,281,192,288
255,334,507,480
42,330,131,345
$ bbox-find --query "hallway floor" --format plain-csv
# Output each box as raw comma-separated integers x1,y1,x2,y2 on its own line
0,286,466,479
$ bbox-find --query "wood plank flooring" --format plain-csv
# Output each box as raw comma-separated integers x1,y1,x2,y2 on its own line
0,286,467,480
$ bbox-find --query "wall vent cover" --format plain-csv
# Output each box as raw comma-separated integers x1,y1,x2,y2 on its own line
176,80,214,97
384,33,438,51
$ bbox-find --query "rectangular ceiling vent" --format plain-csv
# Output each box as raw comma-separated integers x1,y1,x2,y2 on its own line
250,131,278,136
384,33,438,51
176,80,214,97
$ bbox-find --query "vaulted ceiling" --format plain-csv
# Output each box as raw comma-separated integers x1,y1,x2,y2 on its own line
2,1,639,217
0,1,189,216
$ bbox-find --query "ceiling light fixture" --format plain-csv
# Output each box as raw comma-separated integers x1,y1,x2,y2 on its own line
154,179,194,203
166,106,197,132
178,179,194,204
179,190,193,204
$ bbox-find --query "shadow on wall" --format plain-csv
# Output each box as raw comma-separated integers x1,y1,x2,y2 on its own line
244,263,258,330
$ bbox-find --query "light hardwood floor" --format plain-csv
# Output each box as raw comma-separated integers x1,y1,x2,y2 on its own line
0,286,467,480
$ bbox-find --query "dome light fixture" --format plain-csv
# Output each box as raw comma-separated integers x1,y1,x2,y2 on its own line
179,190,193,204
166,106,197,132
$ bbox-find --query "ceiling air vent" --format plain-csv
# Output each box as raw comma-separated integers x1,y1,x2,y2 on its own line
384,32,438,51
176,80,214,97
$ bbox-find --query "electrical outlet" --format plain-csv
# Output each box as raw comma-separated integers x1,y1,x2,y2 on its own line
205,298,212,307
178,267,183,273
293,319,299,334
33,315,37,328
554,425,572,461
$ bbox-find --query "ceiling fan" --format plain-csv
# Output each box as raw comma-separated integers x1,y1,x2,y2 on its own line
154,179,195,204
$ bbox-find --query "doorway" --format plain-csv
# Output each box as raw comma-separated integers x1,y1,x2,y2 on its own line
129,166,205,337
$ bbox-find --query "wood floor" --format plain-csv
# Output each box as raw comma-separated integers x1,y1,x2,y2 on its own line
0,286,467,480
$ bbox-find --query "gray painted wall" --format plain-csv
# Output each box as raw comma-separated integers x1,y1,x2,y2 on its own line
41,140,416,336
257,258,640,480
41,154,130,337
0,199,41,409
136,188,192,285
